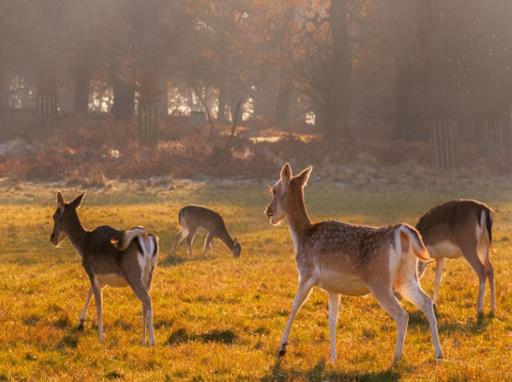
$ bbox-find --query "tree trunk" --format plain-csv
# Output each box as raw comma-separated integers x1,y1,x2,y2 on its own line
394,56,412,139
0,68,7,115
74,63,90,115
111,77,134,121
37,63,57,131
0,42,8,114
276,71,292,129
138,74,161,143
160,81,168,117
328,0,352,142
218,85,228,122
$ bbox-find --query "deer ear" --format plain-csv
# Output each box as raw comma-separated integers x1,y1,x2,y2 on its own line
280,162,292,183
56,192,65,210
70,192,86,209
296,166,313,187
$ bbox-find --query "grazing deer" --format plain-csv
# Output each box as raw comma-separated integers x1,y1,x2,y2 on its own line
170,205,241,258
416,199,495,316
265,163,443,363
50,192,159,345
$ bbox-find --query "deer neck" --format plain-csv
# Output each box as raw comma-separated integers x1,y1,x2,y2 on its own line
285,190,311,251
63,213,88,257
218,229,235,251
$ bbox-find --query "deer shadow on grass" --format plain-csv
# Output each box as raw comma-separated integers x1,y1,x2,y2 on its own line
260,359,400,382
160,254,217,267
406,310,492,336
165,328,238,346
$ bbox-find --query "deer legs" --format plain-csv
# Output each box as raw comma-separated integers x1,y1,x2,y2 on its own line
369,286,409,363
90,279,104,342
398,279,443,359
433,258,445,306
328,292,341,363
78,287,93,330
127,278,155,346
487,261,496,314
278,277,315,356
202,233,214,256
462,244,489,317
480,244,496,314
171,228,197,257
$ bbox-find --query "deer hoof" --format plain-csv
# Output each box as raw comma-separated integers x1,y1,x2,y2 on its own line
278,343,287,357
77,321,85,331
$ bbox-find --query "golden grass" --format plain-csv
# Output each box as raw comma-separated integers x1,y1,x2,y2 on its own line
0,179,511,381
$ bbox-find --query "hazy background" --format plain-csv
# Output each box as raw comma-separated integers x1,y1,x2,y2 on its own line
1,0,511,183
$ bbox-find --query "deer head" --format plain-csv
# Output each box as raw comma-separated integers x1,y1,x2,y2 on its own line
50,192,85,246
232,238,241,257
265,163,312,225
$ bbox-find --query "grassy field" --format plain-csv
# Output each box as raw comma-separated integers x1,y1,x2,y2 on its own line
0,177,511,381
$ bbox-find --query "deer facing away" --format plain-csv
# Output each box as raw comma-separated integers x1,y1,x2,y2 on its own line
416,199,495,317
50,192,159,345
265,163,443,363
171,205,241,258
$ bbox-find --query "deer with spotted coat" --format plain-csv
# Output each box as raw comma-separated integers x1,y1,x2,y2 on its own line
416,199,495,317
265,163,443,363
50,192,159,345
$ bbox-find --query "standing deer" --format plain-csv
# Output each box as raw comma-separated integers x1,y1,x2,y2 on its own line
50,192,159,345
265,163,443,363
170,205,241,258
416,200,495,317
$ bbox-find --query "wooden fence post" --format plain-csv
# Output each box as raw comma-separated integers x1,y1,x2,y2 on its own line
484,116,508,167
37,94,57,131
138,102,158,143
430,119,455,170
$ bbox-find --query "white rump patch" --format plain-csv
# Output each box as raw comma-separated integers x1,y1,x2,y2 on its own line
476,212,484,244
137,235,156,286
389,229,403,279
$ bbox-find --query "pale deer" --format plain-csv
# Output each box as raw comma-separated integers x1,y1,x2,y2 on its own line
170,205,241,258
265,163,443,363
416,199,495,317
50,192,159,345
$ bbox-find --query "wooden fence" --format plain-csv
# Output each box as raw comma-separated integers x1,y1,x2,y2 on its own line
138,103,158,143
37,95,57,131
429,120,456,170
483,115,510,167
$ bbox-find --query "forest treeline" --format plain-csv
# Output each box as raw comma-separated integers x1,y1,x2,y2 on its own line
0,1,512,179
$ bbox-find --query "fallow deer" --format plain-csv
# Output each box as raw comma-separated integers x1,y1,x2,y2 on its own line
265,163,443,363
170,205,241,258
416,199,495,317
50,192,159,345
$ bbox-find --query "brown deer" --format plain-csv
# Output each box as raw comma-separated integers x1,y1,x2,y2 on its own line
50,192,159,345
170,205,241,258
416,200,495,317
265,163,443,363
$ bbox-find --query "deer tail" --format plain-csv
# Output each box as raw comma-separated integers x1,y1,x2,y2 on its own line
398,224,431,261
479,207,493,246
115,226,146,251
